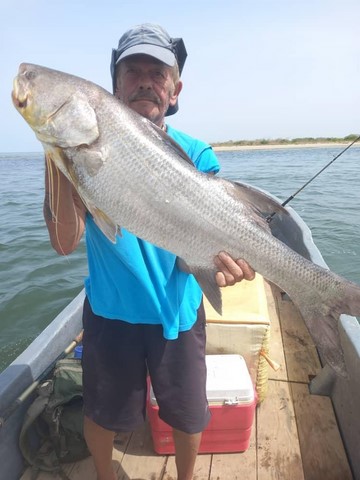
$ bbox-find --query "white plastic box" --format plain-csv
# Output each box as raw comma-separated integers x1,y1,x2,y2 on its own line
147,354,256,454
205,275,271,402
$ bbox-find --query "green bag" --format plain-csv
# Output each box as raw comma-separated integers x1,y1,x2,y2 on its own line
19,358,90,479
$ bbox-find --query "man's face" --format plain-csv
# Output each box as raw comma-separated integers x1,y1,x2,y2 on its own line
115,54,182,127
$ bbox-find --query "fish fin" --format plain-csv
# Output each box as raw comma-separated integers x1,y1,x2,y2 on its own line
45,152,59,221
230,181,289,217
45,145,119,242
70,147,107,176
288,269,360,378
318,314,348,378
223,180,313,258
177,259,222,313
38,92,99,148
44,145,81,189
76,196,121,243
145,120,195,166
176,257,191,273
219,179,291,233
45,150,82,258
193,268,223,315
295,297,348,378
89,207,120,243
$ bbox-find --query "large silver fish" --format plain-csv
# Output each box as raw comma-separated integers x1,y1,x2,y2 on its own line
12,63,360,376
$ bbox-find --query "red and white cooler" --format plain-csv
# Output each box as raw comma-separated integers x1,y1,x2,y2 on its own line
147,354,256,454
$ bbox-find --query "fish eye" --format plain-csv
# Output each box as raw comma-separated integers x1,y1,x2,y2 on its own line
23,70,36,80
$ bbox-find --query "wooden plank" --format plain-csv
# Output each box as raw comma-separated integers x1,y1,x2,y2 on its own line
21,467,46,480
67,456,96,480
64,432,132,480
257,380,304,480
210,424,256,480
275,290,321,382
34,433,131,480
20,459,77,480
264,282,287,382
114,431,132,453
20,433,133,480
117,422,167,479
291,383,353,480
163,453,212,480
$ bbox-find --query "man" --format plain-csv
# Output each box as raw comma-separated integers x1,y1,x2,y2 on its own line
44,23,255,480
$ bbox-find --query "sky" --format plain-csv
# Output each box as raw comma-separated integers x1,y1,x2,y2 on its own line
1,0,359,152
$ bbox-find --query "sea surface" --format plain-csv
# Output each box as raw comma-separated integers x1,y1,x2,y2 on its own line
0,146,359,372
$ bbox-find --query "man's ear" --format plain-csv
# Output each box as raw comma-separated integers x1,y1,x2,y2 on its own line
169,80,183,106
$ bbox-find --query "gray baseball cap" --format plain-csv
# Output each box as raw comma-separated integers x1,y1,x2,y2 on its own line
110,23,187,116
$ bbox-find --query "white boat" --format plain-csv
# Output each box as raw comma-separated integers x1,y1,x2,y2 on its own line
0,195,359,480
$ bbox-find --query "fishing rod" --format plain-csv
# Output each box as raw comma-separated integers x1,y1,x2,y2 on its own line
0,330,83,429
266,134,360,223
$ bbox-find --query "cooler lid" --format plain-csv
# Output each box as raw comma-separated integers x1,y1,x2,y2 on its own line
149,354,254,405
205,354,254,404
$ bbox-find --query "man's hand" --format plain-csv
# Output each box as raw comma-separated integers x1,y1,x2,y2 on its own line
214,252,255,287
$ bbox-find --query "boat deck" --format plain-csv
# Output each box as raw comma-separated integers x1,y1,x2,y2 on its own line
21,283,354,480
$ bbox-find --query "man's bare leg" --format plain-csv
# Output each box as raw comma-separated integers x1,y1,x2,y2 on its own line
173,429,202,480
84,415,117,480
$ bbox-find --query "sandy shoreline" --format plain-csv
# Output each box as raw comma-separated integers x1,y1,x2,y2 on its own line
212,142,358,152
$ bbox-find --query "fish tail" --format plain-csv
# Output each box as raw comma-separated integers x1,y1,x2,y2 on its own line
320,277,360,377
294,274,360,378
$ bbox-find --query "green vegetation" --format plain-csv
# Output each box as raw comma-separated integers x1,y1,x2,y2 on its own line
212,134,359,148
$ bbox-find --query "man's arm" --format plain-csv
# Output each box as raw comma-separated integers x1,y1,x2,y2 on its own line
44,159,86,255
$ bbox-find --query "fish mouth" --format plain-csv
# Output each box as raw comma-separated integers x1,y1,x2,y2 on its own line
12,77,28,111
12,90,28,109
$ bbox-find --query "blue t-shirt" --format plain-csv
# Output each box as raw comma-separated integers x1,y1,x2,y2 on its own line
84,124,220,339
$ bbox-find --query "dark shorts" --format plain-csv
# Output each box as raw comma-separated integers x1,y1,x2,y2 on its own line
81,297,210,434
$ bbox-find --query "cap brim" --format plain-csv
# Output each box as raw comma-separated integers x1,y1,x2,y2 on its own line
116,44,176,67
165,100,178,116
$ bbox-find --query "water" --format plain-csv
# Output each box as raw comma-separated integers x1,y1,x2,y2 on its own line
0,146,359,371
217,146,360,284
0,153,87,370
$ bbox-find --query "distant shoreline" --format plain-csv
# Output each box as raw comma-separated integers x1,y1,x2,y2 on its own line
212,142,360,152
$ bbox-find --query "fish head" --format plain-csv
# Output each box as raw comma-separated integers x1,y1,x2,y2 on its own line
12,63,61,129
12,63,99,148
